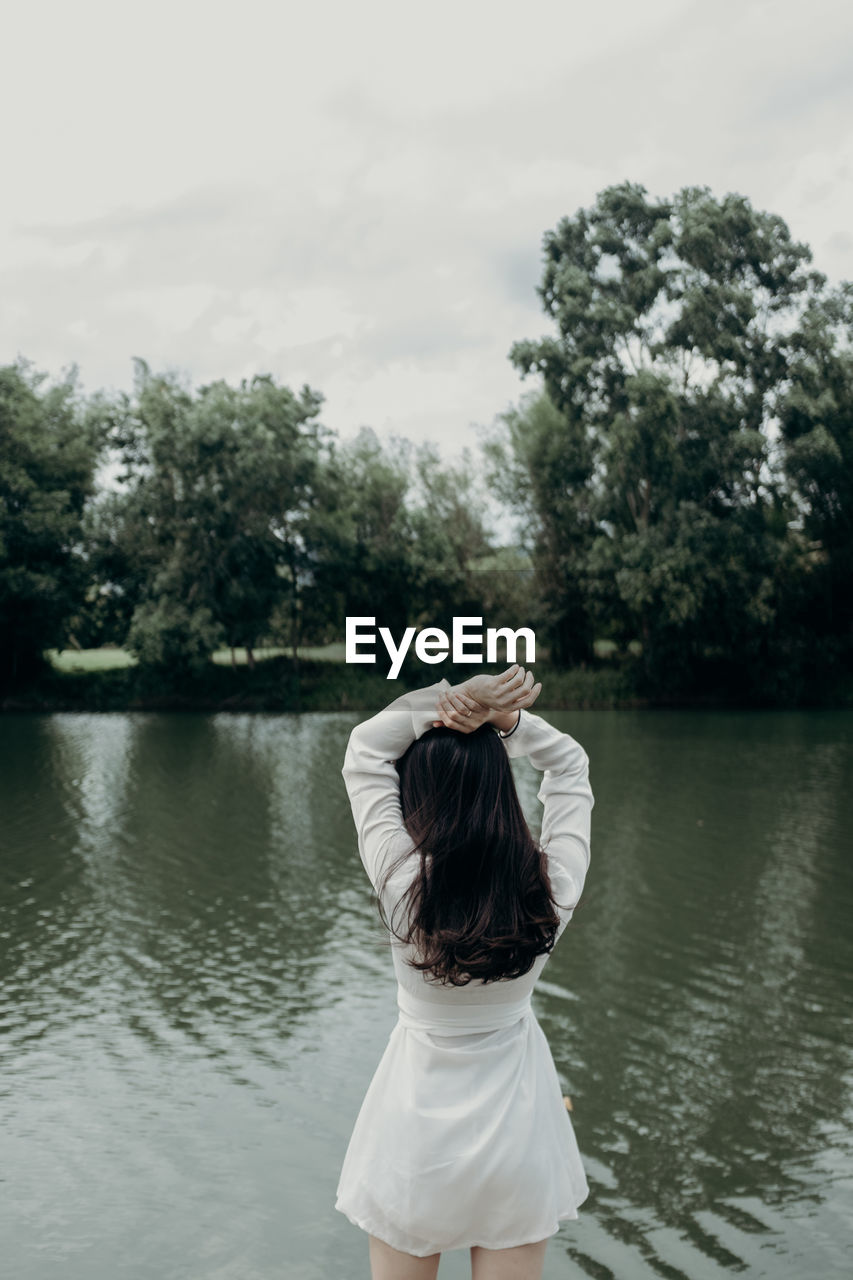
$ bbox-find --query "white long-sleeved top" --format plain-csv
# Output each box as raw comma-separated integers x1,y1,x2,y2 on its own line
341,680,594,1005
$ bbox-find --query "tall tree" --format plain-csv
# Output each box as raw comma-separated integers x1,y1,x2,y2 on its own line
0,360,102,687
302,428,417,645
408,443,494,633
91,360,326,673
302,430,496,657
776,283,853,668
484,390,596,666
502,182,834,694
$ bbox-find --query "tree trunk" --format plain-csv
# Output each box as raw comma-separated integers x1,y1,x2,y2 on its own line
290,548,300,678
246,645,255,670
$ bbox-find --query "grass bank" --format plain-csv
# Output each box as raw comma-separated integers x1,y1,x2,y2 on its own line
4,647,850,713
2,649,645,713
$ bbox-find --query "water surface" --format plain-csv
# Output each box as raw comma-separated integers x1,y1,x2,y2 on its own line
1,708,851,1278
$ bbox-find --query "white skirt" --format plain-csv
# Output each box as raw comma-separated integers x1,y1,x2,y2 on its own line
335,987,590,1257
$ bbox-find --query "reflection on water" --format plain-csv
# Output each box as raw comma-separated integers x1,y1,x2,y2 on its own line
1,708,851,1279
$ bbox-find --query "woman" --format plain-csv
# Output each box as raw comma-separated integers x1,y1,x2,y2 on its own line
335,664,594,1280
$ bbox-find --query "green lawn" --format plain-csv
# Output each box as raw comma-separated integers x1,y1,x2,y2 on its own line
46,647,138,671
46,638,636,673
45,643,352,672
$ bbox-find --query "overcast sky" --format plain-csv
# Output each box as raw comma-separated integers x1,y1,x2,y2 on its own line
2,0,852,460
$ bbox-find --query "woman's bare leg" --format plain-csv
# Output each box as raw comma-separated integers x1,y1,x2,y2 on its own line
368,1234,441,1280
470,1238,549,1280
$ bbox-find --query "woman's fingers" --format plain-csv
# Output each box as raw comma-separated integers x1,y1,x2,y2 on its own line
501,670,543,709
511,674,540,708
435,672,540,725
504,665,525,692
452,690,480,714
441,690,467,716
495,665,534,706
518,681,542,707
435,704,459,730
434,685,493,733
436,690,476,729
509,669,532,697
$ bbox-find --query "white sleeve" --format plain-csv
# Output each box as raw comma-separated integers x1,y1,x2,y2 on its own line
341,682,445,893
501,709,593,913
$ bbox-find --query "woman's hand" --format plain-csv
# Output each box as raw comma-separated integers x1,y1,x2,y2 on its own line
432,681,492,733
432,665,542,733
463,665,542,717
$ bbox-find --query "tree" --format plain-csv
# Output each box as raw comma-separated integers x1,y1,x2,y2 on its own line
484,390,596,665
92,360,327,674
302,428,417,645
301,430,496,659
501,181,836,696
408,443,494,633
0,360,102,687
776,283,853,667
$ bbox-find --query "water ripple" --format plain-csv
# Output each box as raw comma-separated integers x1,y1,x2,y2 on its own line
1,708,851,1278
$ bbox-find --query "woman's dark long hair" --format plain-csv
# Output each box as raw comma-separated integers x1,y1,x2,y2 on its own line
376,723,572,987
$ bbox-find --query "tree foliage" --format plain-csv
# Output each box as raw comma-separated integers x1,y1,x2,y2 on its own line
496,181,850,696
80,380,495,676
776,283,853,658
301,429,495,654
3,181,851,705
87,360,327,674
0,360,102,686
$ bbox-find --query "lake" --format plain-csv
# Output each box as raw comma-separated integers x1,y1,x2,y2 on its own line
1,707,851,1279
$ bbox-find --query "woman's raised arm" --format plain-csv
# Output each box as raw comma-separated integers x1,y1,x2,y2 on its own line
501,709,594,918
341,682,445,893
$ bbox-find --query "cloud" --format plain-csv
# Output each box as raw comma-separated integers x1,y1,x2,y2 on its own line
1,0,853,458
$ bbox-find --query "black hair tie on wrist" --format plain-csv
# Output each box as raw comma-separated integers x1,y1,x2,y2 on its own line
498,710,521,739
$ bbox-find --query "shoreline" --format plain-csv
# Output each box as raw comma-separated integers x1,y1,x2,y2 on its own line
1,655,848,713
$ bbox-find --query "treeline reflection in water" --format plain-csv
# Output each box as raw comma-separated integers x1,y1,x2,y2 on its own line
1,708,851,1279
